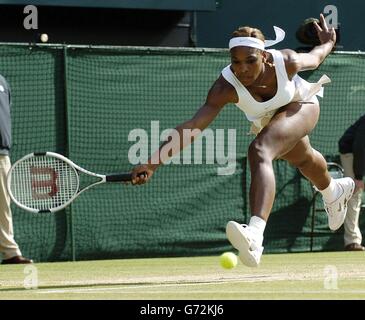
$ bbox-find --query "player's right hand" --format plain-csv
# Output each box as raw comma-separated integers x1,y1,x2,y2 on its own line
131,164,156,185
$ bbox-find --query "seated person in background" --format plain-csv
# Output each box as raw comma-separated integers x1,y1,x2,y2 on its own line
339,114,365,251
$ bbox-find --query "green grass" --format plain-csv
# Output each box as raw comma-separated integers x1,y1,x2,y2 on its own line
1,251,365,299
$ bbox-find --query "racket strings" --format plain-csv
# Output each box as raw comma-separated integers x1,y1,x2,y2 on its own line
10,155,78,211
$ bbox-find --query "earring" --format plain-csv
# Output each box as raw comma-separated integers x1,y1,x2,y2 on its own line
264,59,275,68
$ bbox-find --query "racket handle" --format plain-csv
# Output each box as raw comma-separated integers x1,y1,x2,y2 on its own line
105,172,147,182
106,173,133,182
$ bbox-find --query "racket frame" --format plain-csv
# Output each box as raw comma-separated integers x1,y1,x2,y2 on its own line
7,152,119,213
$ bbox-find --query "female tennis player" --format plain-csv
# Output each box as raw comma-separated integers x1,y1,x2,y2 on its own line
131,14,355,267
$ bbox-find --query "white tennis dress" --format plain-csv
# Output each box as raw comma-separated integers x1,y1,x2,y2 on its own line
221,49,331,134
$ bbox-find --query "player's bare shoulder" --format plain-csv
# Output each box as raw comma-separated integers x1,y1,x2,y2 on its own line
207,75,238,107
280,49,301,78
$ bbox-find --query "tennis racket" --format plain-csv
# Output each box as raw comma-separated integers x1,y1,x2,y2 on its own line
7,152,139,213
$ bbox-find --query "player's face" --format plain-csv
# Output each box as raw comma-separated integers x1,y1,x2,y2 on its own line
230,47,264,86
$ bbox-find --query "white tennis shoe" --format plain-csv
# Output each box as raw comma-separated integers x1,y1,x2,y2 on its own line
323,177,355,231
226,221,264,267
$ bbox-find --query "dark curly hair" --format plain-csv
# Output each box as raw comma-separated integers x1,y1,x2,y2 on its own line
232,26,265,42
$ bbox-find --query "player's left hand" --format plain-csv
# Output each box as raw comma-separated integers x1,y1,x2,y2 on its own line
354,179,364,193
313,13,336,45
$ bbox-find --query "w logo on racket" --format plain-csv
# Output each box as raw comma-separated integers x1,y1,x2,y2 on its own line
30,166,58,200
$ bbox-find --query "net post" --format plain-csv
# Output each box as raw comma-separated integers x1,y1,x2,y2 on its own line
242,155,248,224
63,44,76,262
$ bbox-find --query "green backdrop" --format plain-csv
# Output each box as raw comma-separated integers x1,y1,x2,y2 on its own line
1,44,363,262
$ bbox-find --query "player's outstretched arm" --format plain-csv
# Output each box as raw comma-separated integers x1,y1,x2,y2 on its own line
130,77,233,185
283,14,336,75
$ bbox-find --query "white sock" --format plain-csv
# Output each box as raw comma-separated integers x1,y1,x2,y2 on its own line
248,216,266,245
319,178,342,203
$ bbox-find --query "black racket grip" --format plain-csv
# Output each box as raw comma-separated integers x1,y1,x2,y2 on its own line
105,172,147,182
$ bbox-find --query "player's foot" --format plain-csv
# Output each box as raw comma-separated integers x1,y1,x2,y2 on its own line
226,221,263,267
323,177,355,231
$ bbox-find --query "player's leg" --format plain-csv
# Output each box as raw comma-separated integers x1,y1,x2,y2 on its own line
227,99,322,267
281,137,355,231
280,136,330,189
248,100,322,221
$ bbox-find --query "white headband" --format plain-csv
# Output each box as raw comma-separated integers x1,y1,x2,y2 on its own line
229,26,285,50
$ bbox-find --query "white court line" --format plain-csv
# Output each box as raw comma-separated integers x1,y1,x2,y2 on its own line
33,281,365,295
31,274,312,294
36,282,234,294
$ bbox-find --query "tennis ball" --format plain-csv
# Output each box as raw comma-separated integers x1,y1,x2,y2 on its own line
40,33,48,43
220,252,238,269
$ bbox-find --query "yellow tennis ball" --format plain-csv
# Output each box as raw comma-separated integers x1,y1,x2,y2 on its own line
220,252,238,269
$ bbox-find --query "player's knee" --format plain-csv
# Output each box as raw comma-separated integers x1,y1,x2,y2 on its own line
248,139,273,163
